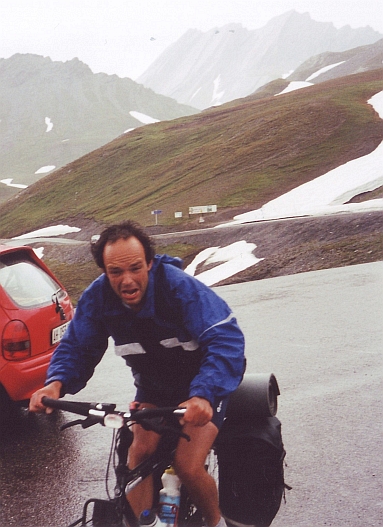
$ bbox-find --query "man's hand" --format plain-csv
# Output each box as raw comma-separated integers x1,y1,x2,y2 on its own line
28,381,62,414
179,396,213,427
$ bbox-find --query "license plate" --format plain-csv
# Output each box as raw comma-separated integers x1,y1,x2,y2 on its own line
51,322,70,345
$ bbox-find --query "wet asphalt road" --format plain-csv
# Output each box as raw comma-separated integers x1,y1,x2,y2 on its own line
0,261,382,527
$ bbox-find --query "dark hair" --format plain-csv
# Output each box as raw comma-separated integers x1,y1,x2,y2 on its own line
90,221,156,269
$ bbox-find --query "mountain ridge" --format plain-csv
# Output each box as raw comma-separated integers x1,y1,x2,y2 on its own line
287,38,383,84
137,10,382,109
0,53,198,203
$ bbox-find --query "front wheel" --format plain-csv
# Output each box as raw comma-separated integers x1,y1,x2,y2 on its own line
178,449,219,527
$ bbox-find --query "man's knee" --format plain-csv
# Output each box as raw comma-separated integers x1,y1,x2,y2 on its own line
128,435,157,466
173,454,202,484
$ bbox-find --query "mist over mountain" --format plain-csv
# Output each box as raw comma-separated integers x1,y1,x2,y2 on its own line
137,10,382,109
0,53,198,203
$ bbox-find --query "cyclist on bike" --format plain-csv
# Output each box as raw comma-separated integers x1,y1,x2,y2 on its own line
30,220,246,527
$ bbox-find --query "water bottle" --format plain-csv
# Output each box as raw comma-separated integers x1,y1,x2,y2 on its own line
139,508,163,527
158,467,181,527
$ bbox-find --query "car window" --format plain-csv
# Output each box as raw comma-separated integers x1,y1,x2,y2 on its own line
0,254,62,308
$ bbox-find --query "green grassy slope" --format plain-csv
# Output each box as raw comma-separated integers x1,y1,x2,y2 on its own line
0,69,382,238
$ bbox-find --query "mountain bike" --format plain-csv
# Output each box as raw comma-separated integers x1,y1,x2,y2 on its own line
41,373,281,527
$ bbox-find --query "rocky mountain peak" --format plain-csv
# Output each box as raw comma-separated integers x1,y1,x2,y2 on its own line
137,10,382,109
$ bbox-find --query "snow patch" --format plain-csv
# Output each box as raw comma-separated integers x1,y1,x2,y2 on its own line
12,225,81,239
45,117,53,132
35,165,56,174
211,75,224,105
0,178,27,189
305,61,346,82
191,87,202,100
129,111,159,124
185,241,262,286
184,247,219,276
33,247,45,259
275,81,313,95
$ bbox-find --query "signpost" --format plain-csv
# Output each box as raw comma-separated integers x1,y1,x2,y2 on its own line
151,206,216,225
188,205,217,215
188,205,217,222
151,209,162,225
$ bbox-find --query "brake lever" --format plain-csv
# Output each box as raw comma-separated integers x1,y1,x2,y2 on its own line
60,416,101,431
60,419,84,430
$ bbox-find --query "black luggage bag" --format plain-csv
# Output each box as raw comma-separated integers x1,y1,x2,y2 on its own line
216,374,288,527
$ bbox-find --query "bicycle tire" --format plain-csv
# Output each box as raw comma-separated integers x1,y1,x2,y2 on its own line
178,448,219,527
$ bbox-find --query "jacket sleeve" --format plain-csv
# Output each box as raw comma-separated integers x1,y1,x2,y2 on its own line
45,285,109,395
169,270,246,403
189,311,246,403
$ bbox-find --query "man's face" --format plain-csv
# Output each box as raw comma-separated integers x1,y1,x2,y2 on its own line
103,236,153,311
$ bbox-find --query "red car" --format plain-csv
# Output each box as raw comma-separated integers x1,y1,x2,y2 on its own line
0,244,74,422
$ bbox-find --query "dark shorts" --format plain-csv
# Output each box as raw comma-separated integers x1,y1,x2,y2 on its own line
134,386,229,430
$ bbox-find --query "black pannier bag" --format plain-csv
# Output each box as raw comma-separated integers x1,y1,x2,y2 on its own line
216,417,286,527
215,374,287,527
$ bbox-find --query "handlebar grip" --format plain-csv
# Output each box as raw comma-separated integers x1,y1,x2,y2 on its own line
41,397,91,416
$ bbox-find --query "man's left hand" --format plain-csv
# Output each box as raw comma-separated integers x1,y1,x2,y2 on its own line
179,396,213,426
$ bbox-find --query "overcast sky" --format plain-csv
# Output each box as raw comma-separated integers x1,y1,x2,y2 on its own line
1,0,382,80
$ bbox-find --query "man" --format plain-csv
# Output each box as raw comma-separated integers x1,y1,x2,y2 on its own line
30,221,245,527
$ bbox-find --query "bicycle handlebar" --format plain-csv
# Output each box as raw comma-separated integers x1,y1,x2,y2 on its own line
41,396,186,431
41,397,98,416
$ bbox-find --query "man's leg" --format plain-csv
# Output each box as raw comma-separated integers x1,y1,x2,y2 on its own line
126,404,161,518
173,421,222,527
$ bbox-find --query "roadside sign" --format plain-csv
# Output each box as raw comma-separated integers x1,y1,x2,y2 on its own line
188,205,217,215
151,209,162,225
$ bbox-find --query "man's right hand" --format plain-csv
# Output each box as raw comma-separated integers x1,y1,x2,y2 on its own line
28,381,62,414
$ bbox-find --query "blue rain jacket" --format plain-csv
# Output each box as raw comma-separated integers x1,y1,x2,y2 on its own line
46,254,246,404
